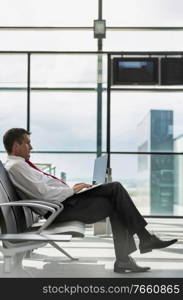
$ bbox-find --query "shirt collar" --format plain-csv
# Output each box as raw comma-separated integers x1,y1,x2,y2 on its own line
7,155,25,162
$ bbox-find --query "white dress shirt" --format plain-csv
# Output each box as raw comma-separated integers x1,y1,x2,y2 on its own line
5,155,74,204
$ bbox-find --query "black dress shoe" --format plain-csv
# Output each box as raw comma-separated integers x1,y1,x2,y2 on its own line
114,256,150,273
139,235,177,254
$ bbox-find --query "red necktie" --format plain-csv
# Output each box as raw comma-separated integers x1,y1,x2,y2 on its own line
25,160,67,185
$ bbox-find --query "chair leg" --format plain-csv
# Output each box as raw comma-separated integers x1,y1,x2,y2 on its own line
3,255,12,273
3,252,24,273
13,252,24,268
3,252,32,277
49,241,78,261
25,250,32,258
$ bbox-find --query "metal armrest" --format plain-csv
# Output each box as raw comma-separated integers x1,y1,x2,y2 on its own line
0,202,55,213
18,200,65,232
0,201,64,233
15,199,63,210
16,201,65,232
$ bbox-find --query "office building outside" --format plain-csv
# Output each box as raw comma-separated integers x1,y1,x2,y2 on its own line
174,135,183,215
137,110,174,215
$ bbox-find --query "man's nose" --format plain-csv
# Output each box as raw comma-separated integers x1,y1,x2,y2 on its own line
30,145,33,150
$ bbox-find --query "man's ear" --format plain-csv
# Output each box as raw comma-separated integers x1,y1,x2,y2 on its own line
12,142,20,153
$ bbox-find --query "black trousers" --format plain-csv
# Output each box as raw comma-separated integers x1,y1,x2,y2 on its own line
52,182,147,260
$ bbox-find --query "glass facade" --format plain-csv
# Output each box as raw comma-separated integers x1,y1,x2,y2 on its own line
31,91,97,151
111,92,183,152
0,91,27,150
31,55,98,88
103,0,183,26
0,0,98,26
0,1,183,216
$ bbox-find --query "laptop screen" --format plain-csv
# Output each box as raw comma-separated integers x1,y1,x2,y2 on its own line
92,154,108,184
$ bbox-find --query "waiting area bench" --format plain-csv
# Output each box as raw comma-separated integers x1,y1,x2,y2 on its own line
0,160,85,273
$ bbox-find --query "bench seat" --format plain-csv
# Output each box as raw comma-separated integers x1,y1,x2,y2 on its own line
0,160,86,273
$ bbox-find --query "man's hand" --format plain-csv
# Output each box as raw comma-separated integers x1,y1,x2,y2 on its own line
73,183,92,193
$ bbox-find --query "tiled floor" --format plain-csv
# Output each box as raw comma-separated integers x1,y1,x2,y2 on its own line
0,218,182,278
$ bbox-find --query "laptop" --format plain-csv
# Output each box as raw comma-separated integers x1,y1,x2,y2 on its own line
76,154,108,194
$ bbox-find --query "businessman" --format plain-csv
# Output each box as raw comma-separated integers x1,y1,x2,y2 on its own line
3,128,177,274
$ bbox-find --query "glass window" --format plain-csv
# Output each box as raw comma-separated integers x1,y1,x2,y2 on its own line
0,152,96,185
0,54,27,88
0,91,27,150
0,0,98,26
29,153,96,185
31,54,98,88
30,91,97,151
102,93,107,152
0,30,96,51
111,153,180,216
111,92,183,152
104,0,183,26
104,30,183,51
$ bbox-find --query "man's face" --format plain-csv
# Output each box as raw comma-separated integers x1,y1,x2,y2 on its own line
13,134,33,160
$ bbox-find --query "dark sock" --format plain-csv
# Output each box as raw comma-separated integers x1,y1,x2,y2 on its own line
136,228,152,242
117,256,130,262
